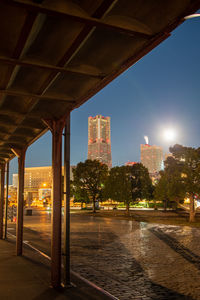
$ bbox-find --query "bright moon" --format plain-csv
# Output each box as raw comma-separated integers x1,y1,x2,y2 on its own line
163,128,176,141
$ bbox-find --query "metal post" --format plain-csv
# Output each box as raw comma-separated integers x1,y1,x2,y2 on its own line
4,162,9,239
63,113,71,285
11,148,26,256
0,163,5,239
43,118,65,288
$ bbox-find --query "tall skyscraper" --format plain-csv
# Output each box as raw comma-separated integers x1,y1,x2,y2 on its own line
141,144,163,174
88,115,112,168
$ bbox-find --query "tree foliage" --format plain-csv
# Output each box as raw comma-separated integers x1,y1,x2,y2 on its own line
104,166,132,211
72,159,108,212
104,163,153,213
154,163,185,211
71,181,90,208
130,163,153,203
169,144,200,221
155,144,200,221
154,172,169,210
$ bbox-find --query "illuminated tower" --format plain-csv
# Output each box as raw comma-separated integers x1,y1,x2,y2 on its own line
141,144,163,174
88,115,112,168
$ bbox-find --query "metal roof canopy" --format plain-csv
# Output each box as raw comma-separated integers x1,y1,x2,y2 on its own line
0,0,200,162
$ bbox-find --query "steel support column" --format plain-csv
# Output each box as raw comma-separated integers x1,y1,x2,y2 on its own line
0,163,5,239
63,113,71,285
11,148,26,256
4,162,9,239
44,118,65,288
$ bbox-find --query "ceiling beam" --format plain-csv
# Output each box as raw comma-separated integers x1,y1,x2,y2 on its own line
0,127,35,138
3,141,27,147
0,1,118,155
0,146,14,151
0,129,12,135
10,0,152,38
1,10,38,90
0,153,11,158
0,152,12,156
0,56,105,78
0,6,39,149
0,89,75,103
0,138,8,143
0,120,17,128
0,119,43,131
0,136,27,144
34,0,118,95
0,110,43,122
0,0,116,153
18,123,45,130
12,11,38,59
0,109,26,117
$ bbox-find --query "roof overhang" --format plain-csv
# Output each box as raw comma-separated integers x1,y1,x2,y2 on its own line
0,0,200,162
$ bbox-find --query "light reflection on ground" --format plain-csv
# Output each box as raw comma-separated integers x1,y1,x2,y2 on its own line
18,211,200,299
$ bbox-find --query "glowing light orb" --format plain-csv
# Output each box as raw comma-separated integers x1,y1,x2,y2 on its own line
163,128,176,142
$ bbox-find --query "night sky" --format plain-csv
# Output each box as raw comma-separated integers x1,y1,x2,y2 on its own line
9,15,200,182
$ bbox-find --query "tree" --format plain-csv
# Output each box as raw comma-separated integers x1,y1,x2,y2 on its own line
71,181,90,208
154,164,185,211
104,164,153,214
130,163,153,207
72,159,108,212
168,144,200,222
164,157,186,208
104,166,132,213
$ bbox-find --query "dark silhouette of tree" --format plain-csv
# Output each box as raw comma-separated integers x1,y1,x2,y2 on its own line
130,163,153,208
104,164,153,214
71,181,90,208
168,144,200,222
154,157,186,211
72,159,108,212
104,166,132,213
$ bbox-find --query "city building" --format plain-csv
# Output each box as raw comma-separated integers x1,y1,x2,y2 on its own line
12,174,18,188
12,165,75,206
140,144,163,174
12,166,75,189
13,166,52,189
88,115,112,168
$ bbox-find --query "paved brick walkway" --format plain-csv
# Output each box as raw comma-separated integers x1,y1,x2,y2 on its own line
69,216,200,299
7,212,200,299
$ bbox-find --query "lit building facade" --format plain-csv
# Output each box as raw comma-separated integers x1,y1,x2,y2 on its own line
12,166,75,206
140,144,163,174
13,166,75,189
88,115,112,168
12,174,18,188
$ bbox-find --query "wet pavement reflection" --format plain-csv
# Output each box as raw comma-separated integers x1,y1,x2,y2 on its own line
14,211,200,299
